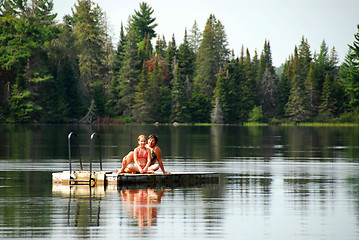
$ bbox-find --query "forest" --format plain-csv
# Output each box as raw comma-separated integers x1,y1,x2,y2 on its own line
1,0,359,124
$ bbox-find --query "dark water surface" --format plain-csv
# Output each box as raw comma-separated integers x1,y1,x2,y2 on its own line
0,124,358,239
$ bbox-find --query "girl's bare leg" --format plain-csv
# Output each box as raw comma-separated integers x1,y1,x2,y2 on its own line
116,151,134,173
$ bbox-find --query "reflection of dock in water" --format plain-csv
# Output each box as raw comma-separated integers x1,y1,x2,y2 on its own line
52,184,168,232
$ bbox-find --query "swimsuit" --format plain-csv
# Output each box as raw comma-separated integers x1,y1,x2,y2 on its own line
151,148,157,161
137,149,148,158
150,147,158,165
137,148,148,170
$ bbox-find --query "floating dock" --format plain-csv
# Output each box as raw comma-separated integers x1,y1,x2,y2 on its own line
54,132,219,188
52,171,219,187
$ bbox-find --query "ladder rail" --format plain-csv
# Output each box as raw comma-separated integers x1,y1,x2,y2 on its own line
67,132,102,186
68,132,83,173
90,132,103,174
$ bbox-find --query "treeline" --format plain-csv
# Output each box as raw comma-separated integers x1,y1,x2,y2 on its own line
1,0,358,124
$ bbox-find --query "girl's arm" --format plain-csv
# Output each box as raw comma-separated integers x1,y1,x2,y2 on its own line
155,146,170,174
144,148,151,171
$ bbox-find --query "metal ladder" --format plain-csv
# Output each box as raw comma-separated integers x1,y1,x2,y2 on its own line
68,132,103,186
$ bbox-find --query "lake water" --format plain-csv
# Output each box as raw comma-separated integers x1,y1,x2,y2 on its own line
0,124,358,239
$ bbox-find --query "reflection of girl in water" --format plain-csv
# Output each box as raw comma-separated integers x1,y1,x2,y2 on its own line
121,188,165,228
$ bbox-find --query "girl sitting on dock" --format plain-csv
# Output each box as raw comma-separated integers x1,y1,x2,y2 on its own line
122,135,152,174
116,134,169,174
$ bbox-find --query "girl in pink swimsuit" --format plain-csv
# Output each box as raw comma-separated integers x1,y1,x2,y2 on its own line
133,135,151,174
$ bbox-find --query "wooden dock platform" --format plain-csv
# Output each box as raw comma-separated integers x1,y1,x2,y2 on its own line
52,171,219,187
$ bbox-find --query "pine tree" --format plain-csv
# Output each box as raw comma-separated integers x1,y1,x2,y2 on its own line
304,62,319,116
188,87,211,123
285,48,309,122
285,75,309,123
1,0,59,122
314,40,330,93
155,35,167,58
211,68,224,124
319,74,335,119
171,30,196,122
298,36,312,82
171,59,187,122
137,33,153,64
148,61,171,122
117,25,141,116
166,34,177,81
131,2,157,43
177,30,196,81
339,25,359,108
194,14,229,101
276,62,291,117
259,66,277,119
68,0,109,101
188,20,202,55
113,22,126,74
133,65,152,122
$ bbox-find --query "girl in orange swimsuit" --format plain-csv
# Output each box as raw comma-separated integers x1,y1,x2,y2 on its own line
133,135,151,174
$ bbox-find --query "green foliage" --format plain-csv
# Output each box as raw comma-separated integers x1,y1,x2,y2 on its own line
0,2,357,124
340,25,359,108
248,105,264,123
68,0,109,95
133,66,152,123
194,14,229,101
188,87,211,123
131,2,157,43
285,75,309,122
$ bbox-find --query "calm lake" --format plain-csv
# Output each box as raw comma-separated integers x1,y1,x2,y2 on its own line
0,124,358,239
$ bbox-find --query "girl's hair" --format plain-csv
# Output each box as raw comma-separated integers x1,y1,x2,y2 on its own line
148,134,158,145
137,134,147,142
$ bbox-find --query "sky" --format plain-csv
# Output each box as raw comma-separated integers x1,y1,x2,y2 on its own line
53,0,359,67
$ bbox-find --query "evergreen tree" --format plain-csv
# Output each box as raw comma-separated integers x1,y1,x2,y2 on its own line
117,25,141,116
155,35,167,57
137,33,153,64
276,62,291,117
170,31,195,123
148,60,171,122
113,22,126,74
166,34,177,81
1,0,59,122
68,0,109,102
285,48,309,122
188,87,211,123
314,40,331,93
188,20,202,55
298,36,312,82
133,65,152,122
194,14,229,101
131,2,157,43
177,29,196,88
285,74,309,123
107,23,126,116
319,74,335,119
304,62,319,116
256,40,276,84
339,25,359,108
211,68,224,124
170,59,188,122
259,66,277,119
